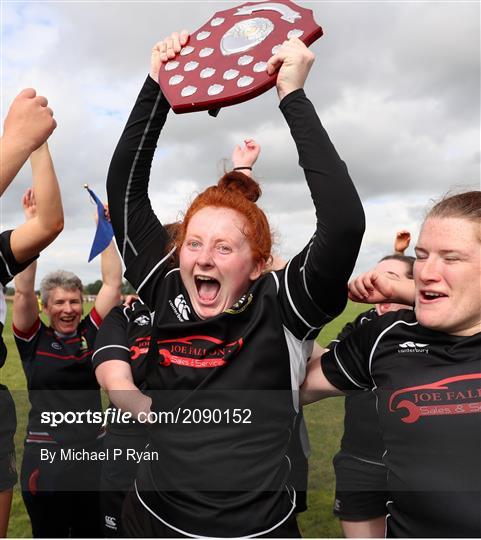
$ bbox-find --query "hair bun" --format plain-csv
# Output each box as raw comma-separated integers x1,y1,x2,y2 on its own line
218,171,261,203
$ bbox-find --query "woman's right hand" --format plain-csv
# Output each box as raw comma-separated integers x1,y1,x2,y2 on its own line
348,270,399,304
150,30,189,82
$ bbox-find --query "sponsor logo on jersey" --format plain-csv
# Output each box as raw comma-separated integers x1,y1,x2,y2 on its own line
51,342,62,351
133,314,150,327
79,336,88,352
156,335,244,368
225,293,253,315
389,374,481,423
105,515,117,530
169,294,191,322
397,341,429,354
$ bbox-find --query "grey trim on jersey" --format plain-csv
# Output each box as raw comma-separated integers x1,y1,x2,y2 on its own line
122,90,163,261
299,413,311,458
332,343,364,389
368,319,418,376
0,287,6,326
134,480,296,539
0,250,13,283
349,454,385,467
270,271,280,293
92,344,130,361
284,259,321,332
136,246,177,295
299,235,315,302
165,267,180,278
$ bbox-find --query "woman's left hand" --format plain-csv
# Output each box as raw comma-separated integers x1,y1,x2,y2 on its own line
232,138,260,169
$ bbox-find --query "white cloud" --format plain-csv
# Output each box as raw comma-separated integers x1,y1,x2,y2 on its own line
0,0,479,288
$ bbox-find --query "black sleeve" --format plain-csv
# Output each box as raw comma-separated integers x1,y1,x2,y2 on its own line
279,90,365,327
0,230,39,286
106,76,173,308
322,318,379,391
327,308,376,349
92,305,131,370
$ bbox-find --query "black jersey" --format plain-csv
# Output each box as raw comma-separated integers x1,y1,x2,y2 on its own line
0,230,38,287
0,230,38,488
329,308,385,462
93,301,151,435
14,310,104,446
323,309,481,537
107,76,364,537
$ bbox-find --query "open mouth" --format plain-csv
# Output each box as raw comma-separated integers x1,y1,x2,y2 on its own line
195,275,220,303
60,316,76,323
420,290,448,302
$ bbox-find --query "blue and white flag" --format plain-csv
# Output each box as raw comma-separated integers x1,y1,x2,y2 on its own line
84,185,114,262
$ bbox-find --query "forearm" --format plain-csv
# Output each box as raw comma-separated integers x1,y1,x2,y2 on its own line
30,143,64,234
13,261,39,329
100,240,122,290
104,376,152,420
0,136,31,195
13,260,36,295
280,90,365,315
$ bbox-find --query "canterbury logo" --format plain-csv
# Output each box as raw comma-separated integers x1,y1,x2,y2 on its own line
105,516,117,530
398,341,429,354
399,341,429,348
169,294,191,322
133,315,150,327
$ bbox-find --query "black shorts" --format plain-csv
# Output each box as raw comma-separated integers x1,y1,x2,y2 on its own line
0,387,17,491
100,430,148,537
333,450,388,521
122,488,301,538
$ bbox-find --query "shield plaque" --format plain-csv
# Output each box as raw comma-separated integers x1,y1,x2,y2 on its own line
158,0,323,114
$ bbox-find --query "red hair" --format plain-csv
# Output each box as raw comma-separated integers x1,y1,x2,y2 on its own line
175,171,272,265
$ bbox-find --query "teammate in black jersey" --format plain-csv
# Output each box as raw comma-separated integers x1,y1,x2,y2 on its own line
104,31,364,538
330,254,414,538
0,100,63,536
302,191,481,538
93,299,151,537
94,220,179,538
12,192,122,538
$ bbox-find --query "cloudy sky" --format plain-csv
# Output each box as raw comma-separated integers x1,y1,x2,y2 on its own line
1,0,479,287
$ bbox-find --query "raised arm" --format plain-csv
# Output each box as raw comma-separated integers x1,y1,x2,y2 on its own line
10,143,63,263
268,40,365,323
13,260,39,333
93,238,122,319
348,268,415,305
107,32,188,307
0,89,57,196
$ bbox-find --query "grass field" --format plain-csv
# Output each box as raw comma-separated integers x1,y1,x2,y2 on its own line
1,300,369,538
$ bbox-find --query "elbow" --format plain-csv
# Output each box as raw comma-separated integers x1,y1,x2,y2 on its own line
44,216,64,242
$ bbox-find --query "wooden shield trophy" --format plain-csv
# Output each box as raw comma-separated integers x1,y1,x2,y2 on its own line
158,0,323,114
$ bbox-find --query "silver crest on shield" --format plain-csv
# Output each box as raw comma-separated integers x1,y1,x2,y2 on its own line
221,18,274,56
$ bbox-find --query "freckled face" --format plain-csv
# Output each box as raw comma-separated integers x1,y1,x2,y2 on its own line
414,217,481,336
179,206,263,319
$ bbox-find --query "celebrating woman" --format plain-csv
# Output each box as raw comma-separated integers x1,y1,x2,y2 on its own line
302,190,481,538
105,31,364,537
